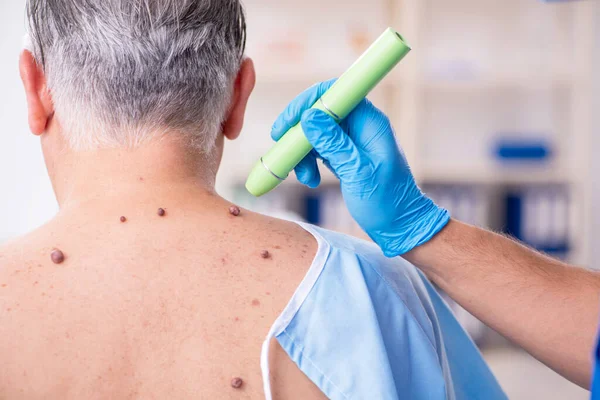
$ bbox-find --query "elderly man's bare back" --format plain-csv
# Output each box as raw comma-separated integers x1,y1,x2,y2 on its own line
0,191,328,399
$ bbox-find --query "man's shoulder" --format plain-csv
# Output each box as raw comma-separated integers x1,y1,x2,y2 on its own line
0,235,34,273
0,233,50,343
251,215,393,274
0,223,54,265
0,225,60,294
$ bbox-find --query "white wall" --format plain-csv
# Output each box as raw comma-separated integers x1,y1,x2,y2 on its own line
0,1,57,243
593,5,600,266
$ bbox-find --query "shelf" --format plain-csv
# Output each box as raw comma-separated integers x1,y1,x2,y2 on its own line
419,75,578,91
418,165,573,185
255,73,400,87
255,72,334,86
421,79,575,92
255,74,579,92
223,160,573,190
219,163,340,193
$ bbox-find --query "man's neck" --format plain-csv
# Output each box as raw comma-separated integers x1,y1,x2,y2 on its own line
47,138,221,212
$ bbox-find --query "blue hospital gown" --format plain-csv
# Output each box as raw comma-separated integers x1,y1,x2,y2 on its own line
261,223,506,400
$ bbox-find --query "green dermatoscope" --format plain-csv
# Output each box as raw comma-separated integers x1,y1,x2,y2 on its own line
245,28,411,197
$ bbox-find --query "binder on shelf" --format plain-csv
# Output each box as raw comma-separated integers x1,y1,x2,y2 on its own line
493,137,553,162
505,185,570,257
423,184,487,228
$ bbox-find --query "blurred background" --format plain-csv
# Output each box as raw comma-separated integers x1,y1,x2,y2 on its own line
1,0,599,398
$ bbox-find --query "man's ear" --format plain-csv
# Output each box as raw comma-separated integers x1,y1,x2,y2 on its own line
222,57,256,141
19,50,54,136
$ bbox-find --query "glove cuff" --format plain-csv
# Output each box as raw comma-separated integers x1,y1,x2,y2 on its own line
380,200,451,258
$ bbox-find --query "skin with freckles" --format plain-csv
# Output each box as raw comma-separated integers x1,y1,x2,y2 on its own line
0,52,328,399
0,195,324,400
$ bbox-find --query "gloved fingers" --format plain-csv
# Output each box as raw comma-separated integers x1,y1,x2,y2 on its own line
339,98,372,138
271,79,337,141
301,109,363,179
321,159,340,181
294,151,321,188
341,99,397,154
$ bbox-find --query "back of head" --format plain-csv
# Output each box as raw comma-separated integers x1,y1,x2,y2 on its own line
26,0,246,151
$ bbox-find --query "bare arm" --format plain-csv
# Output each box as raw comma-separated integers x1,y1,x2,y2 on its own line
405,219,600,389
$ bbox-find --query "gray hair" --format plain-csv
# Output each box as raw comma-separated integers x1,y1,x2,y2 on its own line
26,0,246,151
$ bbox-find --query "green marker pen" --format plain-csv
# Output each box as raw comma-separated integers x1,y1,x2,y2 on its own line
246,28,411,197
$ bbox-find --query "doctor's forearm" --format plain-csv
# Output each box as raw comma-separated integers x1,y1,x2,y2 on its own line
405,219,600,389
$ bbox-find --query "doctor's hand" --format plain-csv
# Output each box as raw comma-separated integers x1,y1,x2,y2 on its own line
271,80,450,257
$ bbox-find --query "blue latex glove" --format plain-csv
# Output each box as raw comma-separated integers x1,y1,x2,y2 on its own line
271,80,450,257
